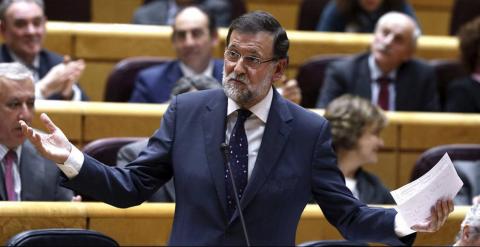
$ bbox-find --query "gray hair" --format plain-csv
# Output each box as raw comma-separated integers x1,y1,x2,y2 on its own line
171,74,221,97
456,204,480,242
0,0,44,20
375,11,421,47
0,62,34,82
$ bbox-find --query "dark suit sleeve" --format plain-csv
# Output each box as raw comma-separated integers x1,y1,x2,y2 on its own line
422,66,440,111
311,120,413,245
62,98,177,207
316,62,345,108
445,78,476,113
129,73,152,103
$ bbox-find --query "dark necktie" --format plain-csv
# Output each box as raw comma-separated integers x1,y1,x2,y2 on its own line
377,76,391,111
225,109,251,218
3,150,17,201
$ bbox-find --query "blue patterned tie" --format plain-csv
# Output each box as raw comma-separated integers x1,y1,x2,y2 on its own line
225,109,251,218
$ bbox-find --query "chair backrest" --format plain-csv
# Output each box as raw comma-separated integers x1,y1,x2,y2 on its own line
104,56,170,102
44,0,91,22
82,137,145,166
296,55,345,108
297,0,330,30
429,59,467,111
6,228,118,246
449,0,480,35
410,144,480,181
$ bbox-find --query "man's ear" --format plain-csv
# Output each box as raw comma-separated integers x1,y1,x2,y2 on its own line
271,58,288,83
463,225,471,241
210,30,219,46
0,20,6,35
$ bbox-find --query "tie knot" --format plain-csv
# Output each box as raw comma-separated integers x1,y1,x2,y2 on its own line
377,76,392,85
4,150,17,164
236,109,252,122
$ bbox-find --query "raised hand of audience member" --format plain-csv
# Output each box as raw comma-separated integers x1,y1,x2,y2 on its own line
281,78,302,105
37,56,85,99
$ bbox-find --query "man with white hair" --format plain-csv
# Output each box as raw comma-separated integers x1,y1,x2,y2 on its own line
317,11,439,111
454,204,480,246
0,62,75,201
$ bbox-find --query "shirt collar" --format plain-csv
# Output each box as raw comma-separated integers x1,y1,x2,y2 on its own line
6,47,40,71
0,144,22,163
179,60,214,78
227,86,273,124
368,54,397,81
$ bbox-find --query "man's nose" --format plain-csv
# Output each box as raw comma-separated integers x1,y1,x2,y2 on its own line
232,56,247,74
184,32,195,46
18,103,33,121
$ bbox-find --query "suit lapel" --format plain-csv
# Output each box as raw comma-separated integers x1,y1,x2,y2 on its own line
394,62,409,110
356,55,372,99
202,92,229,217
19,141,45,201
0,161,6,200
232,90,293,221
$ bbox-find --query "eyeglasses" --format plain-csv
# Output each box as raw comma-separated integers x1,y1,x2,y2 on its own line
224,49,277,69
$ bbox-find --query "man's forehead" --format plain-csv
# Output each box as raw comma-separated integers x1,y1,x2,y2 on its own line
6,1,44,16
227,31,274,52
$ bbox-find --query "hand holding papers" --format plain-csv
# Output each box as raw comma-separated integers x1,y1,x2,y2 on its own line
391,153,461,229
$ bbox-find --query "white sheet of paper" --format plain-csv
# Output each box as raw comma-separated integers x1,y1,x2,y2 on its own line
390,153,463,227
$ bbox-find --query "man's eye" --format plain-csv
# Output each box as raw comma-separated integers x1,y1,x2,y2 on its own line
245,56,260,64
6,101,21,109
14,20,27,28
227,51,239,58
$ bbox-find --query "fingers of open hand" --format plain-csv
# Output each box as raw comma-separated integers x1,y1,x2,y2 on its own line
40,113,59,133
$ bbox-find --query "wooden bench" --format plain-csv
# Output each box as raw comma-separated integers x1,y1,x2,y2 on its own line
33,100,480,190
0,201,468,246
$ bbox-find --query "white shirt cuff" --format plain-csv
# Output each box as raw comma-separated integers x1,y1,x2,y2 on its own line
57,145,84,178
394,208,416,237
35,85,46,99
70,84,82,101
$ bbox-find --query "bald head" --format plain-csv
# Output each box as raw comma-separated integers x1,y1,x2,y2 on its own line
371,12,420,73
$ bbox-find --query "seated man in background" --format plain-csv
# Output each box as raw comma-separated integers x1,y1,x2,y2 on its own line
324,94,394,204
133,0,233,28
445,16,480,113
316,12,439,112
129,6,223,104
0,0,87,101
0,62,75,201
316,0,417,33
453,203,480,246
118,74,221,202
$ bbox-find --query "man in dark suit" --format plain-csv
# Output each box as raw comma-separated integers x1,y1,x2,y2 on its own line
0,0,88,101
0,62,74,201
316,12,439,111
132,0,233,28
22,11,453,245
129,6,224,104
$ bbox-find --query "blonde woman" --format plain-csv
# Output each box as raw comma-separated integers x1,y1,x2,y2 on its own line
325,94,394,204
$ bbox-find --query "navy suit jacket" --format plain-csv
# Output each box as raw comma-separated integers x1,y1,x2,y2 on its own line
316,53,440,111
0,141,74,201
129,59,224,103
64,88,413,245
0,44,88,101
